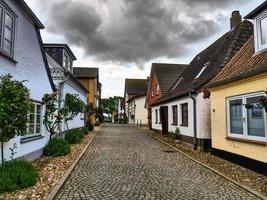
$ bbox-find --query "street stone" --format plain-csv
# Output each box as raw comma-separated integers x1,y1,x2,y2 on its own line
55,124,260,200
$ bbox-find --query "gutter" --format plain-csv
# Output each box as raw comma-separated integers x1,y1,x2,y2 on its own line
58,72,70,134
189,91,197,150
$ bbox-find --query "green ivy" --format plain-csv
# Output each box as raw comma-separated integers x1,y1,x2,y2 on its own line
0,74,31,164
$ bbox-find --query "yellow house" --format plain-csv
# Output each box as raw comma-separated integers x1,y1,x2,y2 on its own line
73,67,102,107
207,2,267,174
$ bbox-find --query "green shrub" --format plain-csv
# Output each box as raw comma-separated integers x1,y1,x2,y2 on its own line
81,127,89,135
65,129,84,144
169,128,181,140
0,160,38,193
86,121,94,131
43,138,71,157
95,121,101,126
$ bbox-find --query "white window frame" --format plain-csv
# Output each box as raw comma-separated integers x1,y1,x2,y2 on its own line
254,9,267,52
156,85,160,95
227,92,266,142
0,3,15,58
25,102,43,137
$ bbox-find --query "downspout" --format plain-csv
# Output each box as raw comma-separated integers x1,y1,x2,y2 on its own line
58,72,70,135
189,91,197,150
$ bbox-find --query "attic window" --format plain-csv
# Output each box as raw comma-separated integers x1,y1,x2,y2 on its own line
194,62,209,79
255,11,267,52
172,77,183,91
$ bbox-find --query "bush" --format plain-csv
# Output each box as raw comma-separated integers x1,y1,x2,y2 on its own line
65,129,84,144
0,160,38,193
95,121,101,126
86,121,94,131
169,128,181,140
81,127,89,135
43,138,71,157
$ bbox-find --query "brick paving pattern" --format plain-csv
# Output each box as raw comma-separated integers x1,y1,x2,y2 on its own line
55,124,260,200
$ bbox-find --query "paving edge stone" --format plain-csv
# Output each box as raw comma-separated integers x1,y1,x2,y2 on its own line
46,129,100,200
138,127,267,200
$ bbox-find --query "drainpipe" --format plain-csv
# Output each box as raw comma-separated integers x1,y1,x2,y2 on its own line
189,91,197,150
58,72,70,135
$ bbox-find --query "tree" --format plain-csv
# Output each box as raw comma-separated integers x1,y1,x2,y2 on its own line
64,93,85,130
42,93,66,139
102,96,121,120
0,74,31,164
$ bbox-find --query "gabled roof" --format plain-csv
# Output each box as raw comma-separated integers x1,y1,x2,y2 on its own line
73,67,99,78
152,63,188,94
13,0,45,29
244,0,267,19
152,20,253,106
207,36,267,88
125,79,148,96
43,44,77,60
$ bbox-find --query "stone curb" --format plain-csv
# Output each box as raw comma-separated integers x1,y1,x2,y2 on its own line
138,127,267,200
46,128,100,200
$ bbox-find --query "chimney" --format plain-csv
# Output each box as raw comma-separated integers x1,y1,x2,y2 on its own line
230,11,242,29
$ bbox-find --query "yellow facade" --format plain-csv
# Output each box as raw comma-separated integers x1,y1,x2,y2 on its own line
79,79,97,106
210,72,267,164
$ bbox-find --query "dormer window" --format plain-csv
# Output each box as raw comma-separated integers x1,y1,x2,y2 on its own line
195,62,209,79
255,10,267,52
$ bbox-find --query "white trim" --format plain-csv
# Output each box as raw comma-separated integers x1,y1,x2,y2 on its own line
254,9,267,52
226,92,266,142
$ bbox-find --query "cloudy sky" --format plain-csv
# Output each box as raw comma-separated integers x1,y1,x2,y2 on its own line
25,0,264,98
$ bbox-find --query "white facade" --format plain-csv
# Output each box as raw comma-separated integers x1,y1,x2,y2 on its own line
128,96,148,126
0,0,53,162
46,53,87,132
151,92,211,140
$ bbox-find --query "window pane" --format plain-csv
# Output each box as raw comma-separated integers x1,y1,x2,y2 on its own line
30,113,35,123
229,99,243,134
261,17,267,46
0,7,3,20
37,105,41,114
4,28,11,41
35,124,41,134
3,40,11,54
247,96,265,137
36,114,41,123
5,13,13,29
29,124,34,135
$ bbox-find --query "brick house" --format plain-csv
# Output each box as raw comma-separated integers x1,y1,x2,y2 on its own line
146,63,187,129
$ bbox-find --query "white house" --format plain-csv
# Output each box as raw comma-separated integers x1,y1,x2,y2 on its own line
151,16,253,151
44,44,88,132
0,0,55,162
124,79,148,126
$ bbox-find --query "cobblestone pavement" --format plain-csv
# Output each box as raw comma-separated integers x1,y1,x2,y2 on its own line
55,124,260,200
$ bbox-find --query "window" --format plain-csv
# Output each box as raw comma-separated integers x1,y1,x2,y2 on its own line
227,93,266,141
28,103,42,136
195,62,209,79
172,78,183,91
0,4,15,57
255,11,267,51
172,105,178,125
181,103,188,126
155,109,158,123
151,87,155,97
156,85,160,95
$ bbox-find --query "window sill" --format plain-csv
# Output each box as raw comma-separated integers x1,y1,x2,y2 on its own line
226,136,266,146
180,124,188,127
0,52,17,63
171,124,178,126
21,135,44,144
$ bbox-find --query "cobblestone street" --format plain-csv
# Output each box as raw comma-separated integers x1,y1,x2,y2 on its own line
55,124,260,200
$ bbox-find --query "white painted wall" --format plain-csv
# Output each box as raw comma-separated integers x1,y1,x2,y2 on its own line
0,0,53,162
135,96,148,125
61,80,87,131
151,93,211,139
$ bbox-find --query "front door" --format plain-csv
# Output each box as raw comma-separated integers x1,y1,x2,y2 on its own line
160,106,168,135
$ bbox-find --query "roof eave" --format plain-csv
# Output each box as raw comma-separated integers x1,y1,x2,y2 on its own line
244,1,267,19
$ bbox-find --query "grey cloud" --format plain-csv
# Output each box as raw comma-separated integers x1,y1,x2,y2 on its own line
41,0,248,65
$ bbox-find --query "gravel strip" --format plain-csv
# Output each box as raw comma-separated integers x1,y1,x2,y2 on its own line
0,127,100,200
141,127,267,197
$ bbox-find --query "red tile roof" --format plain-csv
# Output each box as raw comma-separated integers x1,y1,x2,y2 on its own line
208,36,267,88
